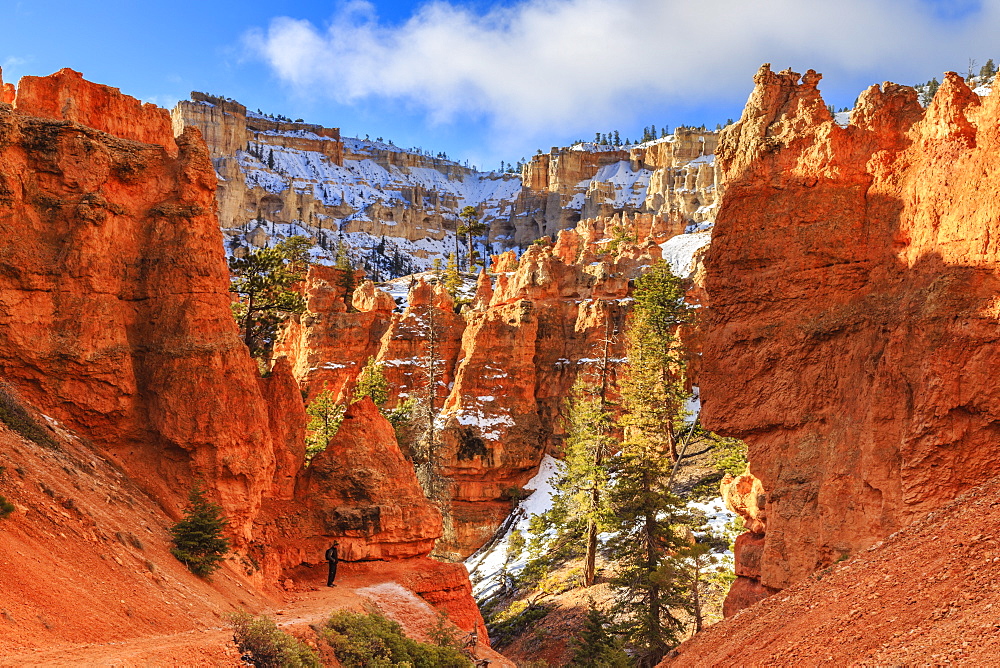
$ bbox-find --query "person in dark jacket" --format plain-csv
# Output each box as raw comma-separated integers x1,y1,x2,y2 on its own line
325,541,339,587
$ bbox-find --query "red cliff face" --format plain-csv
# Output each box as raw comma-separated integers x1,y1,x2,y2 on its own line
0,69,489,641
0,72,273,540
15,68,178,155
702,65,1000,606
277,213,676,559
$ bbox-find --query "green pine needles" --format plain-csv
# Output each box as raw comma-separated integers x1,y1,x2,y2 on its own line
170,484,230,578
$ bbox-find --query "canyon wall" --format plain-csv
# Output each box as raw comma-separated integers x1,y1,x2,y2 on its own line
0,69,486,636
276,212,689,559
509,131,720,246
0,68,272,540
702,64,1000,608
172,93,720,275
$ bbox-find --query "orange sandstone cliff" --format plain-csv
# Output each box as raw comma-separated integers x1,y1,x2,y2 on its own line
0,69,487,651
702,64,1000,611
277,212,683,559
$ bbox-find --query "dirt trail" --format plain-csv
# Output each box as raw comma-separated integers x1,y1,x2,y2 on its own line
1,569,513,667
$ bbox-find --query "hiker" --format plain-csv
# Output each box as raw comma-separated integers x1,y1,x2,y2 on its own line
325,541,339,587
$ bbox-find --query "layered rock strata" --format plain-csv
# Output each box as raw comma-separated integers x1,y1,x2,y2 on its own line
506,131,720,246
702,65,1000,610
0,69,270,539
172,93,721,273
0,69,485,635
277,212,685,558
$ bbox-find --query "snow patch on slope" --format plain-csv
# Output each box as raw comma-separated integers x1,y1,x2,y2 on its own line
466,455,560,599
660,230,712,278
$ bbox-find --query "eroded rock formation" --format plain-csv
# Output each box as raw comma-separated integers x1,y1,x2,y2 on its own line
173,93,721,274
702,64,1000,611
508,132,720,247
0,69,486,639
277,212,685,558
0,70,270,539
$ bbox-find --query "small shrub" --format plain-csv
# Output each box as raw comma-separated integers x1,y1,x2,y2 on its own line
322,610,471,668
231,611,321,668
170,483,229,578
486,599,554,649
0,494,15,519
0,383,57,449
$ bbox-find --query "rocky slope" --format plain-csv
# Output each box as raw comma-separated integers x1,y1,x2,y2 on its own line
0,68,489,651
662,473,1000,666
274,211,708,560
701,64,1000,612
172,93,720,274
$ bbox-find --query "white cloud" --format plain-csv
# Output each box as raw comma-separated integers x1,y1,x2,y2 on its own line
246,0,1000,138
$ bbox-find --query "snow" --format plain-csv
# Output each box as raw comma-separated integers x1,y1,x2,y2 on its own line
573,161,652,210
689,497,737,558
660,230,713,278
833,110,851,128
466,452,738,599
453,408,516,441
683,386,701,423
465,455,561,598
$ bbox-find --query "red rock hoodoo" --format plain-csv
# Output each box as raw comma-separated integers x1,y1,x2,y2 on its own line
702,64,1000,610
277,212,683,559
0,69,488,649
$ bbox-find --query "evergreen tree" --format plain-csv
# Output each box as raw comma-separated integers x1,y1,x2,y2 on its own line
228,237,309,357
443,253,462,301
606,260,694,666
414,302,447,502
170,484,230,578
335,239,356,310
458,205,487,271
305,384,344,461
352,356,389,406
568,602,630,667
549,378,614,587
267,149,275,169
981,58,997,79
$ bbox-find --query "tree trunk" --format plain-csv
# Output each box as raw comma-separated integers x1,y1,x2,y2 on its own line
584,516,598,587
692,560,703,632
243,293,255,349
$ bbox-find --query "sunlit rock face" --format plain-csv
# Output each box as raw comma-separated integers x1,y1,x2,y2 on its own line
275,211,701,559
173,93,721,275
702,64,1000,611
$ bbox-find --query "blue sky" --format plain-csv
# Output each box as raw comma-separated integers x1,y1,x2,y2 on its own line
2,0,997,170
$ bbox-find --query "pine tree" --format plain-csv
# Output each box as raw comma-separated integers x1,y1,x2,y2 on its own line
170,484,230,578
413,302,447,502
982,58,997,79
549,378,614,587
458,206,487,271
606,260,694,666
353,356,389,406
443,253,462,301
228,237,309,357
305,384,344,461
568,602,630,667
335,239,356,310
267,149,275,169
